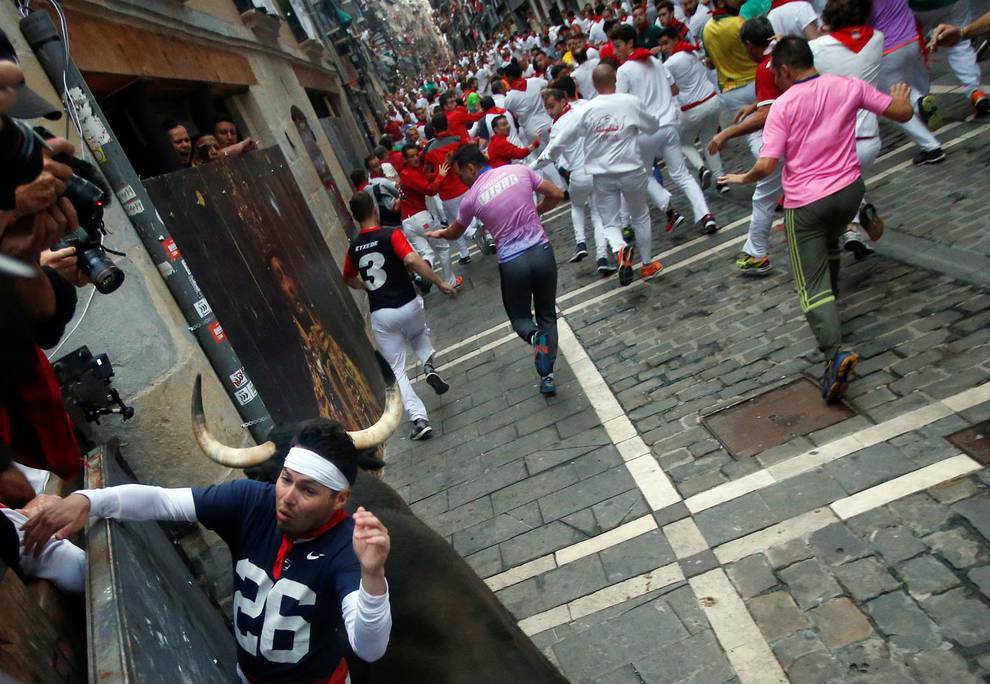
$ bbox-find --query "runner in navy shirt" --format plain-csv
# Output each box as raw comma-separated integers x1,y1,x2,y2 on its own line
22,421,394,684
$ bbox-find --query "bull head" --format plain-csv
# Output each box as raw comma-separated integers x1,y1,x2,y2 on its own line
191,352,404,468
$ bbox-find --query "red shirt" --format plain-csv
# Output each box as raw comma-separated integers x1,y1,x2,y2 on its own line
486,134,533,167
424,139,469,200
755,54,782,106
445,106,484,141
398,165,444,218
388,149,405,170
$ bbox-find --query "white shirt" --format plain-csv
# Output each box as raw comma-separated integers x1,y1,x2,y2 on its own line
547,99,591,173
768,1,820,38
475,66,491,94
540,92,660,175
810,30,885,137
572,58,600,99
589,19,608,44
616,55,679,128
688,5,713,42
664,50,717,108
380,162,400,184
503,77,552,138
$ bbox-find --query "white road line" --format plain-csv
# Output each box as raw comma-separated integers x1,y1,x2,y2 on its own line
689,569,788,684
518,562,685,636
830,454,982,520
683,380,990,514
558,318,682,511
713,508,840,565
483,514,658,592
664,517,710,560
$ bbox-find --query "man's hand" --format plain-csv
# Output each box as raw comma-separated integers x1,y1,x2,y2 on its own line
707,132,727,156
40,245,90,287
425,228,446,239
17,494,63,519
718,173,748,185
437,281,457,296
352,506,390,592
889,82,911,103
437,162,450,177
20,492,92,557
1,197,77,262
14,137,75,218
0,61,24,113
223,138,258,158
734,104,757,124
930,23,962,50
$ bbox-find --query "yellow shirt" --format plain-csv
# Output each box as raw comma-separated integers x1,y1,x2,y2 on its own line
702,14,756,92
562,50,575,66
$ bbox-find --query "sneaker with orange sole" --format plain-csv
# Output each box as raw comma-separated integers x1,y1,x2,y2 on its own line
973,89,989,117
640,262,663,281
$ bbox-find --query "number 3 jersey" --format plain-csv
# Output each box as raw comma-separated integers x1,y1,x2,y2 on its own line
192,480,361,682
342,226,417,312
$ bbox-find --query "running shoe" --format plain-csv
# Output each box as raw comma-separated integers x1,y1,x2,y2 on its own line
424,364,450,395
735,254,771,275
912,147,946,165
569,242,588,263
973,89,989,117
458,255,473,264
665,209,685,233
916,95,943,131
717,183,731,195
618,245,635,286
701,214,718,235
485,237,497,254
532,330,553,377
842,230,874,261
596,257,618,275
698,166,712,190
415,274,432,294
453,275,464,288
641,261,663,281
410,419,433,440
540,375,557,396
622,225,635,243
821,351,858,403
858,203,884,242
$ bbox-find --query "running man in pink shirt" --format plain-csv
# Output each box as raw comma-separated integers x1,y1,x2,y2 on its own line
721,37,913,403
427,145,566,396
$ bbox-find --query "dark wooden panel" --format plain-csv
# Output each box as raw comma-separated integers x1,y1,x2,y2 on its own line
145,147,383,430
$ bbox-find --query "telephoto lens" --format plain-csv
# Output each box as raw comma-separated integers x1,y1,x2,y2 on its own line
0,114,45,210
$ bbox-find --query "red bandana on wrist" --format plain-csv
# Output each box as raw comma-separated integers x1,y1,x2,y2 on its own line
830,25,875,53
272,508,349,579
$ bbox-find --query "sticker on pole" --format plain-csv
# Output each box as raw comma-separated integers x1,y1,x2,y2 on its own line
209,322,226,344
229,368,249,390
193,297,212,318
123,199,145,216
68,87,111,147
234,382,259,406
163,238,182,260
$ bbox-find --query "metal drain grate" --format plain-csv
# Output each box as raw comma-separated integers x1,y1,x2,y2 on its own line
948,421,990,465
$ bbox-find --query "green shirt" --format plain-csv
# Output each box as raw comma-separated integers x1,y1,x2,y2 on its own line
637,24,664,50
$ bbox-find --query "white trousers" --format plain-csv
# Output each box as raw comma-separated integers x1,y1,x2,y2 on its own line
878,41,942,152
594,170,652,262
3,507,85,594
639,125,712,223
914,0,982,95
742,159,783,259
371,296,435,422
568,171,608,257
719,82,762,158
401,210,455,285
845,136,883,244
678,96,724,178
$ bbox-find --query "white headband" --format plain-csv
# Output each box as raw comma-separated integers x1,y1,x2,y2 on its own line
283,447,351,492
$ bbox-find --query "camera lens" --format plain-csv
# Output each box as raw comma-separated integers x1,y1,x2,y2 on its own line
79,248,124,294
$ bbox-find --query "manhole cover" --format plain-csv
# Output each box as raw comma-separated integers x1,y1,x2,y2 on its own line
948,421,990,465
701,378,855,460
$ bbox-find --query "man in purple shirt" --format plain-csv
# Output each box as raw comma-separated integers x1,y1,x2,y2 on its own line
428,145,565,396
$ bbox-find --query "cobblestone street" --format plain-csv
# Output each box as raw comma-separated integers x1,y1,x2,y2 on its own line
382,53,990,683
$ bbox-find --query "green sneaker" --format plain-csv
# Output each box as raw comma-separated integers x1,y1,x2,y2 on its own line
736,254,771,275
917,95,943,131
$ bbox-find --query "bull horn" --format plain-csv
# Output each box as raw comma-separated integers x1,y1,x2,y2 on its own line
191,374,277,468
346,351,404,450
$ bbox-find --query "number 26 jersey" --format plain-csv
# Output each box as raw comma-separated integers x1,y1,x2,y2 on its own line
342,226,417,312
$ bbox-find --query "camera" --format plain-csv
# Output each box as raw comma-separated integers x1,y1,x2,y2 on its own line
36,126,126,295
0,114,45,210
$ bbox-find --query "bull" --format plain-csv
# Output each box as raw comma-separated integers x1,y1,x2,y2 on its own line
191,357,570,684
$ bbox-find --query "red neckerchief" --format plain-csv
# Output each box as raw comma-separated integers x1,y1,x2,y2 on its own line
671,40,700,54
711,7,732,17
509,77,528,91
625,47,654,62
487,106,507,114
552,103,572,122
770,0,803,7
272,508,348,580
829,25,875,53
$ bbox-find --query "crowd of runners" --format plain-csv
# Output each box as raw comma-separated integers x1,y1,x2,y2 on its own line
345,0,989,441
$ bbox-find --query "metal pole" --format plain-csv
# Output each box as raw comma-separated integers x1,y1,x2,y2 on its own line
20,10,274,441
